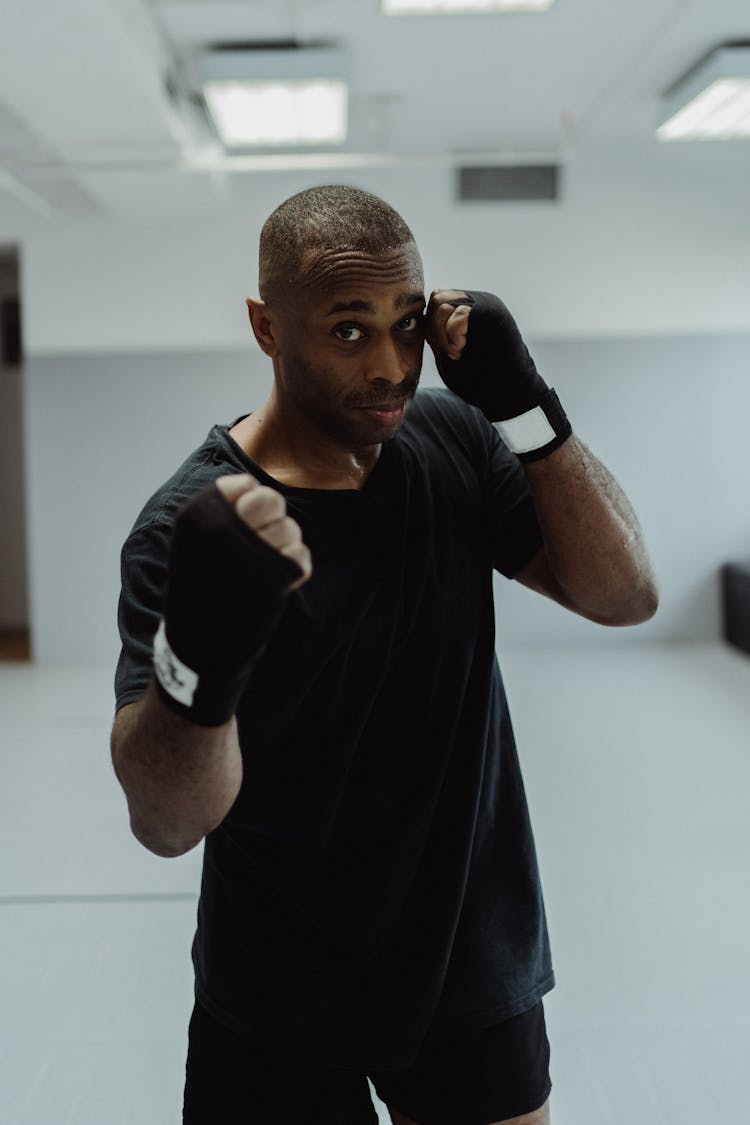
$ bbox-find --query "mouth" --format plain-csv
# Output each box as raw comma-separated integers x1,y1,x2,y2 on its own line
354,401,407,423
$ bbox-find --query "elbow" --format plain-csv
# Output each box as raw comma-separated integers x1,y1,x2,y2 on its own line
628,577,660,624
638,585,660,623
133,828,204,859
143,839,202,859
590,581,660,627
129,813,205,859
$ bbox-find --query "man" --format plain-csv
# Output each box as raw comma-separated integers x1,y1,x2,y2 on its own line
111,184,658,1125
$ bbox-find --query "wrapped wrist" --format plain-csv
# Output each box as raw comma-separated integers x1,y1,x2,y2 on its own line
153,617,273,727
152,482,303,726
492,386,572,463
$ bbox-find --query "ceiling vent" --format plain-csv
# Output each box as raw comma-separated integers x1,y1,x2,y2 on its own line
457,163,560,201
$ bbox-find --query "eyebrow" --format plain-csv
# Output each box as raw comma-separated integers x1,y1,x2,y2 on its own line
324,291,425,316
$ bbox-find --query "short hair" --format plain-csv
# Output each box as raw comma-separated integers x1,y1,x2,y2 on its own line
259,184,418,300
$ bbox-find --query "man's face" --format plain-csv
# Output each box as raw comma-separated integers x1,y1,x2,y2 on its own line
269,242,426,448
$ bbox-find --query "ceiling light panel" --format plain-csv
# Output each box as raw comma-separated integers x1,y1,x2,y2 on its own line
657,44,750,141
382,0,556,12
203,81,347,146
199,46,348,148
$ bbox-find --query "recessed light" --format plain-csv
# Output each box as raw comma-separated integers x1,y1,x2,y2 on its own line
199,45,348,148
203,80,348,147
657,44,750,141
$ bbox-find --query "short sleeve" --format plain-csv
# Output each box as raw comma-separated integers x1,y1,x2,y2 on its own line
484,423,544,578
114,521,172,712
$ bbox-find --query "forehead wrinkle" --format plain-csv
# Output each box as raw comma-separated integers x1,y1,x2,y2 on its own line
304,262,419,292
296,245,422,292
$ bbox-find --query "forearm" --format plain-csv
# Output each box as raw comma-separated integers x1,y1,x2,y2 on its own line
110,678,243,857
524,434,659,624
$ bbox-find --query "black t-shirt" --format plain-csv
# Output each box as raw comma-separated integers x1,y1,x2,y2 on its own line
115,386,555,1071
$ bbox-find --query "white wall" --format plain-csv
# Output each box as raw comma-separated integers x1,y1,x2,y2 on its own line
23,332,750,664
22,349,268,665
493,333,750,646
15,143,750,355
10,143,750,662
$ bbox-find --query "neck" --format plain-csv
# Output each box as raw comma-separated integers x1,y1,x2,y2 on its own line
229,389,381,491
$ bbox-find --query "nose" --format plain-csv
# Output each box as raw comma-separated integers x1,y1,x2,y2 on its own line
364,334,414,386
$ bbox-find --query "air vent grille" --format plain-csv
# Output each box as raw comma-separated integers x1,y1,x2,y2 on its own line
457,164,560,201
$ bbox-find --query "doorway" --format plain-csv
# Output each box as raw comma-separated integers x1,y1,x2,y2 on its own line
0,247,30,660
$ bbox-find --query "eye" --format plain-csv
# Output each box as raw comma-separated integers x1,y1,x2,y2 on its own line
399,315,422,332
333,324,365,342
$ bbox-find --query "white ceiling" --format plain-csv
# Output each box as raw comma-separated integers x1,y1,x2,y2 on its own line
0,0,748,221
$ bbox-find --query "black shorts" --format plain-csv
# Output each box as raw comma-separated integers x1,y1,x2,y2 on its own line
183,998,552,1125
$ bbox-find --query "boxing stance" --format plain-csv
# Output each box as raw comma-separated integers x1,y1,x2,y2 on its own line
111,186,658,1125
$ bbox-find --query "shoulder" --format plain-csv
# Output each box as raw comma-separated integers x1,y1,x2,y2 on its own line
126,422,250,539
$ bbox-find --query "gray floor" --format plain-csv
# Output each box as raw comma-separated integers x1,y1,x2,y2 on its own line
1,643,748,1124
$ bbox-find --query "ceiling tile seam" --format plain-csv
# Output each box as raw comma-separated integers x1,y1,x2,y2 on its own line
564,0,698,148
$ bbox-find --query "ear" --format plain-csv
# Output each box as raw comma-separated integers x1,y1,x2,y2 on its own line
246,297,280,358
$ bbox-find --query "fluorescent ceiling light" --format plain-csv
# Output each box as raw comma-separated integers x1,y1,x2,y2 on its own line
199,45,348,148
383,0,556,12
203,80,347,146
657,44,750,141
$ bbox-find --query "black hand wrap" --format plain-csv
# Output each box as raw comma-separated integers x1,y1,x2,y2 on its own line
153,483,304,726
435,290,572,462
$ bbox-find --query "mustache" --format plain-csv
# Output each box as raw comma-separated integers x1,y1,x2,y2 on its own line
349,376,419,409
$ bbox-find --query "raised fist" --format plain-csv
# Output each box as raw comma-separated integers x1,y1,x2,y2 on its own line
153,473,312,725
215,474,312,590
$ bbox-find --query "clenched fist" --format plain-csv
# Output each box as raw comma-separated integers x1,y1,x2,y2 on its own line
152,474,312,726
425,288,474,363
426,288,572,462
215,474,312,590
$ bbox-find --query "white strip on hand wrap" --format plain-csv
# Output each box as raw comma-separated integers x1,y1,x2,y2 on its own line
153,619,199,707
493,405,557,455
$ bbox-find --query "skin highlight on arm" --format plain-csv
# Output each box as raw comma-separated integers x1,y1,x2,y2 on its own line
110,679,243,858
516,435,659,626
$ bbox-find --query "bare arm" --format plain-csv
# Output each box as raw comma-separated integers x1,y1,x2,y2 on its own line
111,679,243,857
111,473,312,858
516,435,659,625
425,288,659,627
